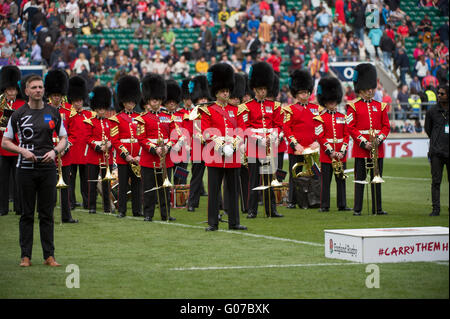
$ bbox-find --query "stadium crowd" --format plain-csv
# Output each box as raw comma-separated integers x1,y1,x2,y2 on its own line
0,0,448,128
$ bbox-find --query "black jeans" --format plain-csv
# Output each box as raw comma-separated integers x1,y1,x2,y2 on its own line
430,154,449,213
320,162,347,209
188,161,205,208
70,164,88,208
354,157,384,213
17,167,56,260
87,164,112,213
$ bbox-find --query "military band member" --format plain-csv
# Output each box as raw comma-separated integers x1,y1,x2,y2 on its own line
110,75,142,218
313,77,351,212
266,73,287,180
186,75,212,212
44,68,78,223
67,76,92,210
137,74,176,222
284,69,320,209
239,61,283,218
201,63,247,231
165,79,188,186
84,86,114,214
0,66,25,216
346,63,390,216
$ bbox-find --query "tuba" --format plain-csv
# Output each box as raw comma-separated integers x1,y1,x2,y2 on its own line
291,147,320,178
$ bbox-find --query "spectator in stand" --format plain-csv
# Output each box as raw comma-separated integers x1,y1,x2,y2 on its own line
290,48,304,72
335,0,346,25
308,52,321,77
152,55,167,74
436,21,449,48
418,14,433,46
415,55,429,83
395,47,410,85
435,61,448,85
396,84,410,120
319,47,329,76
408,88,422,118
410,75,423,94
30,39,42,65
422,71,439,88
195,55,209,74
413,42,424,61
380,31,395,70
382,88,393,113
414,118,423,133
218,6,229,23
436,42,449,60
267,49,282,76
227,26,242,55
368,27,383,59
162,25,176,46
247,12,260,33
350,0,366,41
397,20,409,44
227,0,241,11
105,51,117,69
179,9,193,28
191,42,205,61
404,121,414,133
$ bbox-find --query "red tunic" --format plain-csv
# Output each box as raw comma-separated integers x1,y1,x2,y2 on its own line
136,110,175,169
346,98,390,158
313,109,350,163
84,116,114,165
68,107,93,164
266,100,287,153
109,111,141,165
0,98,25,156
283,103,318,154
170,108,189,164
237,98,278,159
200,102,245,168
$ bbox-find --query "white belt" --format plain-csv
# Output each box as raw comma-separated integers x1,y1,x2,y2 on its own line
360,130,380,134
326,138,344,143
250,128,273,134
120,138,138,143
93,141,103,146
148,138,168,144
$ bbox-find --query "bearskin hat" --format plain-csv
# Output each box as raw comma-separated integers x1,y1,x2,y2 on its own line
165,79,182,104
67,76,88,103
289,69,313,96
230,73,246,101
353,63,377,93
249,61,274,91
44,69,68,97
268,73,280,99
1,65,21,93
90,86,112,110
181,78,191,101
141,73,166,103
116,75,141,106
317,77,343,106
208,63,235,98
189,75,212,104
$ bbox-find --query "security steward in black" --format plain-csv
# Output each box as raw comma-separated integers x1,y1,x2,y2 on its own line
425,84,449,216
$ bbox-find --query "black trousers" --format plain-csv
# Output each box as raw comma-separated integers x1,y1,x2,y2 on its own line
70,164,88,208
17,168,56,260
0,155,20,214
173,162,189,185
142,166,172,219
188,161,205,208
207,166,240,229
320,162,347,209
57,165,74,221
87,164,112,213
430,154,449,213
223,166,247,213
354,157,384,213
248,159,277,216
288,154,304,205
117,164,142,216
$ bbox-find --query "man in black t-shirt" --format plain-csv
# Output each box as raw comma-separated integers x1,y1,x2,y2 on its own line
1,75,68,268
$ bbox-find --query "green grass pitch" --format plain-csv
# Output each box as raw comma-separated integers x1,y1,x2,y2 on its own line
0,157,448,299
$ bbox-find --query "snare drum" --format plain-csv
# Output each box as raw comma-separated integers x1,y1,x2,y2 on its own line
173,184,190,208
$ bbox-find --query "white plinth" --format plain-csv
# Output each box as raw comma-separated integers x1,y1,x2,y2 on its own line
324,227,449,263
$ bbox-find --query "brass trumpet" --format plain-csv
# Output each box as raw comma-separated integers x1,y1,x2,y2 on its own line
102,138,116,181
368,129,384,184
55,137,68,189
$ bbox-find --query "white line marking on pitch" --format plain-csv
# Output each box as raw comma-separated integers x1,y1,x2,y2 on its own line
171,262,361,271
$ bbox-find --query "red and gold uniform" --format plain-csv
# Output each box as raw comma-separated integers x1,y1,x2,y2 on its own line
136,109,176,221
84,115,113,213
346,97,391,215
0,97,25,216
109,111,141,165
314,109,350,210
